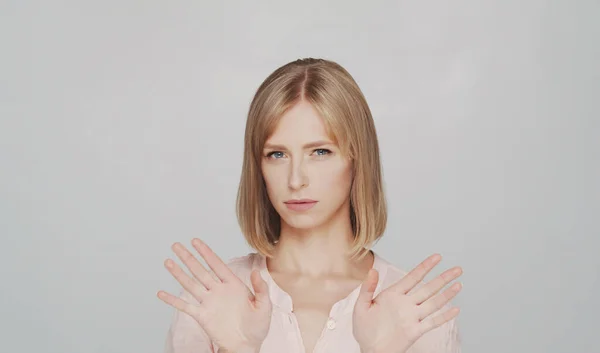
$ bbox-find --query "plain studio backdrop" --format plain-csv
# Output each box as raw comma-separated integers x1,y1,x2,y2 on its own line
1,1,598,352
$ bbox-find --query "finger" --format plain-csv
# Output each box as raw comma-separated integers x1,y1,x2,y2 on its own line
411,266,463,304
157,290,208,326
191,238,236,283
418,305,461,336
172,242,218,290
164,258,208,299
356,269,379,308
418,282,462,321
390,254,442,294
250,269,271,310
156,290,197,314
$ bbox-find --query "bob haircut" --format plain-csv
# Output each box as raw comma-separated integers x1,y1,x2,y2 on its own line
236,58,386,261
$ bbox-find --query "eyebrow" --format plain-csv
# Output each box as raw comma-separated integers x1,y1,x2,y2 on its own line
263,140,334,150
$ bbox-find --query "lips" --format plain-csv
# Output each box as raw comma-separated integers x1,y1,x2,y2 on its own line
284,199,317,204
284,199,318,211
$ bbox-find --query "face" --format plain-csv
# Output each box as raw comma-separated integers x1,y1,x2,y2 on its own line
261,100,353,231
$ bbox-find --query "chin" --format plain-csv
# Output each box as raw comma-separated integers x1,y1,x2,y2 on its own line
280,214,327,231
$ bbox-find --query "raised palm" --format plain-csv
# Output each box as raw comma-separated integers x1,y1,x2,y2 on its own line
353,254,463,353
158,238,272,353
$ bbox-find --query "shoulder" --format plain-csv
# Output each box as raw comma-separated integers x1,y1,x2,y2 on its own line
372,253,408,293
224,252,262,283
225,252,260,269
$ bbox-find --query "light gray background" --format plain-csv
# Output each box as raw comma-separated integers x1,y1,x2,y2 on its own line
1,1,598,352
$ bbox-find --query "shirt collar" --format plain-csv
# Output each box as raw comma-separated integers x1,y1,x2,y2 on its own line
254,251,388,315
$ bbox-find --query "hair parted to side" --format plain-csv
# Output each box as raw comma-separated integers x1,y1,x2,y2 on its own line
236,58,387,261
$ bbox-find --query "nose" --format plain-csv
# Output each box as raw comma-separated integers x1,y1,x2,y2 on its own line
288,157,309,190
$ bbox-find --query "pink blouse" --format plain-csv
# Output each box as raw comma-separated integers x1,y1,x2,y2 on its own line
164,252,461,353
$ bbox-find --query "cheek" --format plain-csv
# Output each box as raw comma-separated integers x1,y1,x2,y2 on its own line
316,160,353,193
261,165,285,195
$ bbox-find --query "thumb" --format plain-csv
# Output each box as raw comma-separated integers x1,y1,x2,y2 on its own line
250,269,271,308
356,269,379,308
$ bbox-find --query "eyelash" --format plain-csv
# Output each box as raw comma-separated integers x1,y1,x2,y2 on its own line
266,149,332,159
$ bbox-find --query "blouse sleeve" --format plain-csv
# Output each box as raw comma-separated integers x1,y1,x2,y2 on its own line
164,289,216,353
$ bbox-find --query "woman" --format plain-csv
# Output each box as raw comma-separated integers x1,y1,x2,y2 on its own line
158,58,463,353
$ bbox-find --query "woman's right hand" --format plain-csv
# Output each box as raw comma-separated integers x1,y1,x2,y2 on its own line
158,238,272,353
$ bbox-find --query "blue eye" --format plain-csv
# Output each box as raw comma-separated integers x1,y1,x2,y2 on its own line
267,151,285,159
314,149,331,156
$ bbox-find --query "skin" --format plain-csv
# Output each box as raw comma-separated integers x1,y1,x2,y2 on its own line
260,100,374,352
157,100,463,353
353,254,463,353
159,239,271,353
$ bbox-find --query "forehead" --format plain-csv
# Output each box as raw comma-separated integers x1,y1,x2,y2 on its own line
266,101,331,143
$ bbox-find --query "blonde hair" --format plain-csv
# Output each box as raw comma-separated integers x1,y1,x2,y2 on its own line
236,58,386,260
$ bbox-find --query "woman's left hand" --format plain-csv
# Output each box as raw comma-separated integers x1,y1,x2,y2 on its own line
352,254,463,353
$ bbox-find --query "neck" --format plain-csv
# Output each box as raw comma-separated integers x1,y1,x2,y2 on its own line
268,208,373,279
